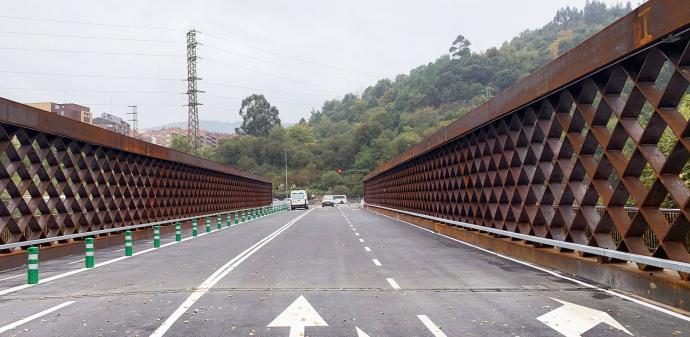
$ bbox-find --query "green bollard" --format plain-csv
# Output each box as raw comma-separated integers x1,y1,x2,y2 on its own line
192,219,198,237
125,231,133,256
234,212,238,225
27,246,39,284
153,225,160,248
175,222,182,241
217,215,222,229
85,237,95,268
206,217,211,233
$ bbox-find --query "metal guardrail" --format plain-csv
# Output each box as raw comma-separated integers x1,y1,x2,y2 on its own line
0,205,280,251
366,204,690,274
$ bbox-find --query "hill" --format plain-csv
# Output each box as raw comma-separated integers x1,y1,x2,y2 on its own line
204,1,634,196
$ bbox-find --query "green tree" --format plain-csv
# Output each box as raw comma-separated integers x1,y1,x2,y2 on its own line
170,134,190,153
449,34,471,59
236,94,281,136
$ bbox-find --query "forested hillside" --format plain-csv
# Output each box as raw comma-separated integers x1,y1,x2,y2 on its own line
204,1,637,197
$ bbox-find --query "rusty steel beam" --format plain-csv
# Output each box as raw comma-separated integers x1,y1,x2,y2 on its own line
364,0,690,280
0,98,272,252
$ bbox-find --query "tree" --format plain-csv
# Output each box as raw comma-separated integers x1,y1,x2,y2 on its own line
449,34,471,59
236,94,281,136
170,134,190,153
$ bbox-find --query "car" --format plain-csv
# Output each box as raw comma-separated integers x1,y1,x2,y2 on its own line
333,195,347,204
290,190,309,210
321,195,335,207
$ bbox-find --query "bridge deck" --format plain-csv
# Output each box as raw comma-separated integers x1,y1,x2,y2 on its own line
0,206,687,336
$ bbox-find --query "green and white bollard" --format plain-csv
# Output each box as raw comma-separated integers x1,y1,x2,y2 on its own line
153,225,160,248
27,246,39,284
176,222,182,241
226,213,232,227
125,231,133,256
234,212,238,225
85,237,94,268
206,217,211,233
217,215,222,229
192,219,198,237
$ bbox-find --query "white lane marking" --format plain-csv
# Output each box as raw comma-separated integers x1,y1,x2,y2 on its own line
417,315,448,337
115,248,125,252
355,233,360,236
351,228,356,231
371,210,690,322
150,209,313,337
359,238,364,243
0,301,75,333
356,326,372,337
386,278,400,290
364,247,371,252
372,259,382,266
67,258,85,265
537,298,632,337
267,295,328,337
0,274,23,282
0,212,268,297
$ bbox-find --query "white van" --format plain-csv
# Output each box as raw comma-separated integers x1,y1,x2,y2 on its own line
290,190,309,210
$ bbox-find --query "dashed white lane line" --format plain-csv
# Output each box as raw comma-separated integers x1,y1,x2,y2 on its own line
417,315,448,337
359,238,364,243
0,301,75,333
67,258,85,265
355,233,360,236
0,274,23,282
372,259,381,266
371,209,690,323
364,247,371,252
351,228,356,231
115,248,125,252
386,278,400,290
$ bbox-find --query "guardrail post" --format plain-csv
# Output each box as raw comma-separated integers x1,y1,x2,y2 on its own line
217,215,222,229
27,246,39,284
153,225,160,248
125,231,133,256
192,219,198,237
206,217,212,233
175,222,182,241
85,237,94,268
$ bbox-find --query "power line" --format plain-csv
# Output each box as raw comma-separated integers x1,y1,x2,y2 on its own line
204,43,369,83
0,15,182,31
204,57,354,91
0,87,181,95
0,69,338,96
204,94,314,106
0,47,183,57
203,32,379,79
0,30,179,43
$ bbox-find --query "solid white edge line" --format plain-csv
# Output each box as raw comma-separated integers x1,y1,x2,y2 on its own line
0,301,75,333
372,259,382,266
417,315,448,337
386,278,400,290
149,209,313,337
0,211,284,297
67,258,84,265
370,209,690,322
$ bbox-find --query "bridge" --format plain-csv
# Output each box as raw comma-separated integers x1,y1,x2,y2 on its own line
1,0,690,336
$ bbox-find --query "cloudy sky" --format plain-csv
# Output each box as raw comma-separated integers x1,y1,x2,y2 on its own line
0,0,628,128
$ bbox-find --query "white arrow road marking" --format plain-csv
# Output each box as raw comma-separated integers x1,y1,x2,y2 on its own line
0,301,75,333
537,298,633,337
417,315,448,337
268,295,328,337
356,326,372,337
150,210,314,337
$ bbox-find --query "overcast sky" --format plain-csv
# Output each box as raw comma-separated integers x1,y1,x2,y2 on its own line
0,0,628,128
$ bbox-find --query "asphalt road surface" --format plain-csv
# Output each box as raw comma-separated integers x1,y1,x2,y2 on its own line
0,205,688,337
